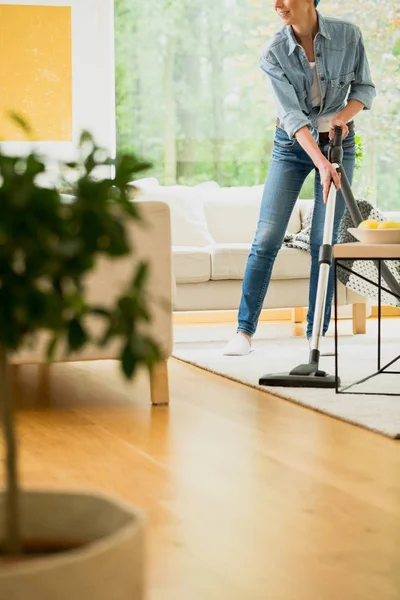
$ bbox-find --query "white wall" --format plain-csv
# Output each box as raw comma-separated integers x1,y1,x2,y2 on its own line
0,0,115,161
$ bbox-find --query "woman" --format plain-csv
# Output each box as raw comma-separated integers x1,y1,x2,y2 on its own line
224,0,376,356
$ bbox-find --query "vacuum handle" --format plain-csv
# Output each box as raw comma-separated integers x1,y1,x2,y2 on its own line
329,126,344,164
333,125,343,147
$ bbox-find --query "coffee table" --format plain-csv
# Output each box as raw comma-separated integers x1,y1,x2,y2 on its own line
333,243,400,396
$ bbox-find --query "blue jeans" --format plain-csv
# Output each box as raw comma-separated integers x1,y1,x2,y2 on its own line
238,126,356,339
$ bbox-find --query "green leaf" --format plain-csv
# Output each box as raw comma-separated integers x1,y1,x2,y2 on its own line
133,261,149,289
8,111,32,135
79,130,93,145
98,322,115,347
121,343,137,378
67,318,87,351
25,154,45,178
89,307,111,319
46,336,59,361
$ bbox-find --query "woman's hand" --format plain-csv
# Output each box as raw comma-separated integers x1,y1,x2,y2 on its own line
294,125,341,202
316,157,341,204
329,117,349,141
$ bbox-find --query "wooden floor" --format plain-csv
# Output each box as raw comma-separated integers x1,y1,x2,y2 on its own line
2,332,400,600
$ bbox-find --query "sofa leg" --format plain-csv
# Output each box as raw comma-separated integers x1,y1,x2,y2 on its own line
292,308,305,324
352,303,367,335
150,359,169,406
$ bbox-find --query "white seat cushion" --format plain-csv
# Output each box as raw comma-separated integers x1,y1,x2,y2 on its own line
210,244,311,281
134,185,215,247
203,186,302,243
173,246,212,284
128,177,160,189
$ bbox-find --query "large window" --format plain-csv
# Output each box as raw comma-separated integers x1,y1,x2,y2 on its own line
115,0,400,210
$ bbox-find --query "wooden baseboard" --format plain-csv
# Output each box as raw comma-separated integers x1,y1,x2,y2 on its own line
371,306,400,318
173,306,400,326
173,308,299,325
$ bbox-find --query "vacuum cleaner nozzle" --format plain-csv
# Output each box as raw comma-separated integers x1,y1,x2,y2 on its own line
259,369,338,389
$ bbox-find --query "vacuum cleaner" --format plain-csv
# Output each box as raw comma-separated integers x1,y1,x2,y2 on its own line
259,125,400,389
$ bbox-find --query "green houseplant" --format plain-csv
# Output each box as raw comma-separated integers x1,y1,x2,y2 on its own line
355,133,365,170
0,121,163,598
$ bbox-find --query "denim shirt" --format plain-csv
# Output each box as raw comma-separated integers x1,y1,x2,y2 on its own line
259,11,376,141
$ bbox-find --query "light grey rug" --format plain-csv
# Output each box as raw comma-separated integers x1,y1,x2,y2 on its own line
172,321,400,439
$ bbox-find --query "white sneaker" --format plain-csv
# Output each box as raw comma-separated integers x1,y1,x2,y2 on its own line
308,336,335,357
223,334,252,356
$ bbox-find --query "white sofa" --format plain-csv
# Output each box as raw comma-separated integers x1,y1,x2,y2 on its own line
133,181,368,333
10,201,173,405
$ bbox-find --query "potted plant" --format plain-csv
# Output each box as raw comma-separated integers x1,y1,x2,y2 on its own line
0,121,162,598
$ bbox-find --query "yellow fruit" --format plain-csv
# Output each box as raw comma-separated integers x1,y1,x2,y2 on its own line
378,221,400,229
358,219,380,229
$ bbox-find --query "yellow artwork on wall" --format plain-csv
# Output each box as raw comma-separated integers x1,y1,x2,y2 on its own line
0,4,72,141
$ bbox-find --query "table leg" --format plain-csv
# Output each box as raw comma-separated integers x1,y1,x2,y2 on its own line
378,260,382,371
335,260,339,393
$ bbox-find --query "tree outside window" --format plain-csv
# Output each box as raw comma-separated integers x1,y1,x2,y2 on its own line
115,0,400,210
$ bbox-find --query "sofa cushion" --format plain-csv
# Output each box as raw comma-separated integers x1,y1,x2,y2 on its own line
298,199,313,227
134,185,215,247
210,244,311,281
173,246,211,284
203,186,302,243
128,177,160,189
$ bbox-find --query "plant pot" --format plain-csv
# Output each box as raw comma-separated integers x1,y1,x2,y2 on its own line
0,489,145,599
